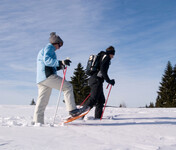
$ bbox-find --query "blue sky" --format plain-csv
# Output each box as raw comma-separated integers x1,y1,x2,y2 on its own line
0,0,176,107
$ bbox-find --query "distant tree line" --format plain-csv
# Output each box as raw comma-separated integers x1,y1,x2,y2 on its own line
146,61,176,108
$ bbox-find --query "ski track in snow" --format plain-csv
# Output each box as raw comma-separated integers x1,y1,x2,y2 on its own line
0,105,176,150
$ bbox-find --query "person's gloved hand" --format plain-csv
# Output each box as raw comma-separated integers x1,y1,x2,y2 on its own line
109,79,115,86
62,59,72,66
57,64,66,70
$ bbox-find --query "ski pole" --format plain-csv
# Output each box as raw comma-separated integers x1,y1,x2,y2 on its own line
106,84,110,89
53,66,67,125
78,84,109,109
78,93,91,108
100,84,112,120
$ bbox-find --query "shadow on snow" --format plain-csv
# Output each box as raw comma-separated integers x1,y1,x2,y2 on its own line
68,116,176,126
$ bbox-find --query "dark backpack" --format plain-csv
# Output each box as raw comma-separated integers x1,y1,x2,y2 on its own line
85,51,106,76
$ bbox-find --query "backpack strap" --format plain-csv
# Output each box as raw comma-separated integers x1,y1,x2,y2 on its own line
102,54,107,61
96,53,107,78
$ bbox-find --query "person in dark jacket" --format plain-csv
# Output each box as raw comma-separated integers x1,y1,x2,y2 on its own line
83,46,115,119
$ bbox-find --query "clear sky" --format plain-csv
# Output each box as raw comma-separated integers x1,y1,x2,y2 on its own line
0,0,176,107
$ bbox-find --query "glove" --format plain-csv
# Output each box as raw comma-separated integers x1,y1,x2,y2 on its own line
57,65,65,70
109,79,115,86
62,59,72,66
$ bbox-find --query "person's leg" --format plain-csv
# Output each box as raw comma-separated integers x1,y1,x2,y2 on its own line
33,84,52,124
42,74,77,111
84,77,102,108
95,89,105,119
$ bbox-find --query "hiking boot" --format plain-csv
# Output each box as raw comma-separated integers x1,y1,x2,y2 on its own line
69,109,81,117
69,106,90,117
79,106,90,114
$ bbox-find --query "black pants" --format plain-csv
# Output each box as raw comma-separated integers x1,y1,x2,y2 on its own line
85,76,105,118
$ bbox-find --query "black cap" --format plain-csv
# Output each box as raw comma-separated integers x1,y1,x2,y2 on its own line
106,46,115,55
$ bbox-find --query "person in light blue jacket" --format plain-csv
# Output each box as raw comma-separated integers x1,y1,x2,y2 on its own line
33,32,83,124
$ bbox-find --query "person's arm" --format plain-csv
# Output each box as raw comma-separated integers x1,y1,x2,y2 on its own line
43,45,60,67
100,55,111,83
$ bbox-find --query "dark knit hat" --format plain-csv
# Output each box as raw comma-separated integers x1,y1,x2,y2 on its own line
106,46,115,55
49,32,63,46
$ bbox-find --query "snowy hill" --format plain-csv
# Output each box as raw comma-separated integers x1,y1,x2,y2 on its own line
0,105,176,150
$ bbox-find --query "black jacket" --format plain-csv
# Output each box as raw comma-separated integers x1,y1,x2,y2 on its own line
96,51,111,83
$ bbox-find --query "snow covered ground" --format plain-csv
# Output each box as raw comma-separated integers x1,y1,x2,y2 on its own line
0,105,176,150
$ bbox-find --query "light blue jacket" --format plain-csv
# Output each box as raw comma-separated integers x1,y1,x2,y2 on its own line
36,43,61,83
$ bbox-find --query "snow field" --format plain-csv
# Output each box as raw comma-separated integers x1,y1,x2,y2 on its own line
0,105,176,150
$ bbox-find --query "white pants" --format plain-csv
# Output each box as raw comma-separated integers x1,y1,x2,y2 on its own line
33,75,76,124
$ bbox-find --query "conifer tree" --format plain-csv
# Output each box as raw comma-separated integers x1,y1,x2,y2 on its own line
148,102,154,108
155,61,174,107
30,98,36,105
172,65,176,107
70,63,90,105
